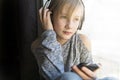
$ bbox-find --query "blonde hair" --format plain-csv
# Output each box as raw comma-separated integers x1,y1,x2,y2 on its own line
48,0,85,30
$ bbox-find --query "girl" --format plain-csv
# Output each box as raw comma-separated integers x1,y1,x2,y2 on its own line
31,0,118,80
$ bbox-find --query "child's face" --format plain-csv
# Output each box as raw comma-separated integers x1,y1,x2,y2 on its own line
52,5,83,42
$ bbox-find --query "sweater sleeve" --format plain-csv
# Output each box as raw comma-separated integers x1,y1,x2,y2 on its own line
31,30,64,80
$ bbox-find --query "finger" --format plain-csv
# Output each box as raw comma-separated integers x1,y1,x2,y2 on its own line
72,65,92,80
81,66,96,78
46,10,52,21
39,7,43,23
46,11,53,30
46,10,52,24
43,9,49,23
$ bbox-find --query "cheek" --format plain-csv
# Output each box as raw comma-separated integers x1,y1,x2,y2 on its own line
73,27,79,32
53,20,66,29
73,23,79,30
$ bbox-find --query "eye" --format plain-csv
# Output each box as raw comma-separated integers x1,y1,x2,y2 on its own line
74,18,80,21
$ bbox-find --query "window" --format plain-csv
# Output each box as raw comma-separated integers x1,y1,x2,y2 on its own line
82,0,120,79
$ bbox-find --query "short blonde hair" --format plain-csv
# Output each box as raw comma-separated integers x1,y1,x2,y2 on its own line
48,0,85,30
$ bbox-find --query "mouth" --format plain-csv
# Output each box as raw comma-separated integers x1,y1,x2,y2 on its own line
63,31,72,35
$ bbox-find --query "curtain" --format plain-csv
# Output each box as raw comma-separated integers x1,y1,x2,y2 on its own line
1,0,43,80
1,0,20,80
18,0,43,80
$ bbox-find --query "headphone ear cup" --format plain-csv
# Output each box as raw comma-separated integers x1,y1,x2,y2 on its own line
77,21,82,30
78,24,82,30
43,0,51,9
78,22,82,30
78,15,84,30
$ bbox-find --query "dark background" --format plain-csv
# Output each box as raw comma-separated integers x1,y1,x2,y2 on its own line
0,0,43,80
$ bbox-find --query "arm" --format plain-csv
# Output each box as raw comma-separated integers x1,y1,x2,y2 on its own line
31,30,64,80
32,7,64,80
72,34,98,79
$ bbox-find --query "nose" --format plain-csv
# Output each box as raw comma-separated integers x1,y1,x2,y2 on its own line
66,21,74,29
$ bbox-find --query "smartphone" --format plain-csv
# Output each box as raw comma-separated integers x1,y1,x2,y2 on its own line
77,63,99,71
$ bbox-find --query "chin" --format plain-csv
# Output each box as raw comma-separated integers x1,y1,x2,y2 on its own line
57,33,74,40
63,35,72,40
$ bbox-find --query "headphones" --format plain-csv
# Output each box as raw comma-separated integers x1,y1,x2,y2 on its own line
43,0,84,30
43,0,51,9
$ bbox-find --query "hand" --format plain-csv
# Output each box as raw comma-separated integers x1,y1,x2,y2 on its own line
72,65,100,80
39,7,53,30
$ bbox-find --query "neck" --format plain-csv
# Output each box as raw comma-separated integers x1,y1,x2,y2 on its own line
57,38,68,45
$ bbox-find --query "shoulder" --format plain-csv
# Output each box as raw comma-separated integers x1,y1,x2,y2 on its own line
79,33,91,51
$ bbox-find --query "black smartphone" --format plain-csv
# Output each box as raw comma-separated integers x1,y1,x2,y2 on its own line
77,63,99,71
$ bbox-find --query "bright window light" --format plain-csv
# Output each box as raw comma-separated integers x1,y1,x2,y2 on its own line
82,0,120,79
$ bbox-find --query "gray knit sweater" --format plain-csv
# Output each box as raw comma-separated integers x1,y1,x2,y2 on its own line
31,30,93,80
